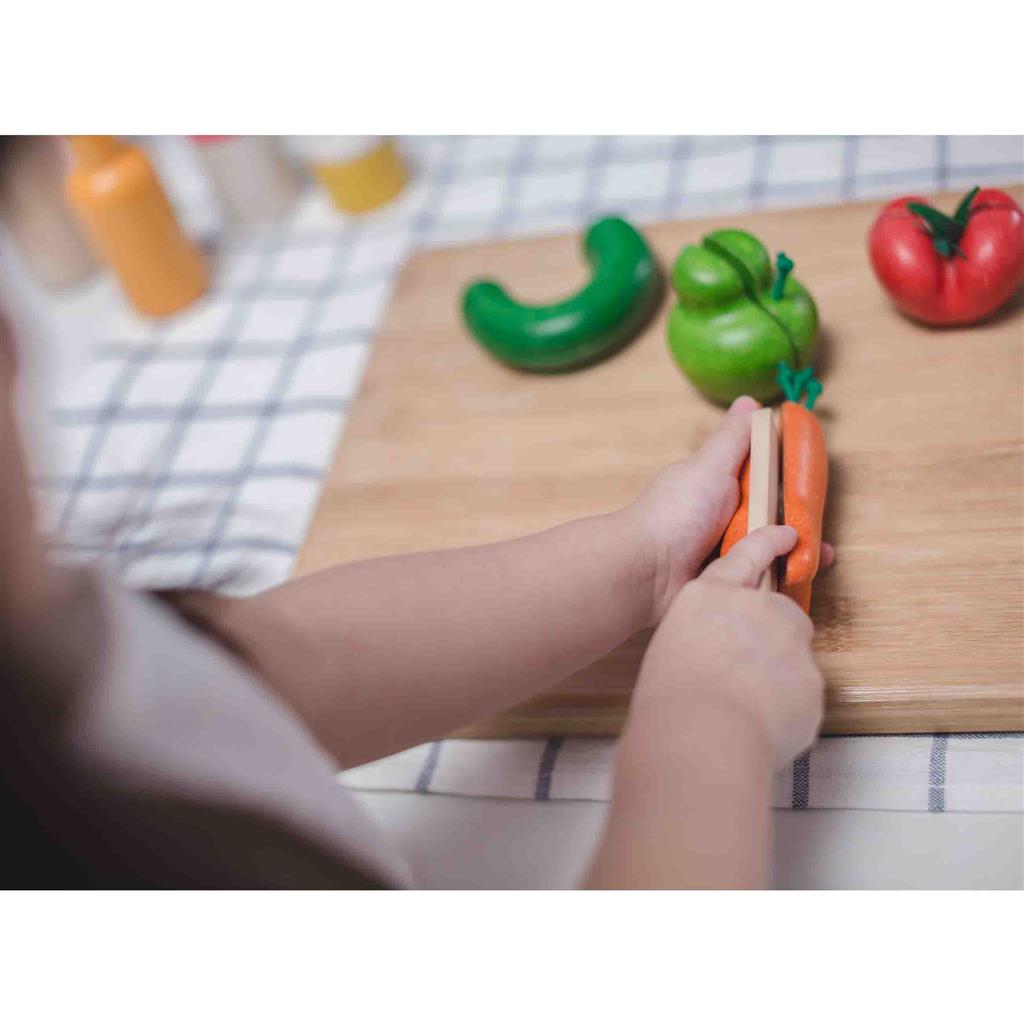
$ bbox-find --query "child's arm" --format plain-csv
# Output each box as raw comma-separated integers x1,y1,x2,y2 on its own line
190,399,769,767
584,525,824,889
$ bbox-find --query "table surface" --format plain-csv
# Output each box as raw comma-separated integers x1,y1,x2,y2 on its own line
297,189,1024,738
25,135,1024,888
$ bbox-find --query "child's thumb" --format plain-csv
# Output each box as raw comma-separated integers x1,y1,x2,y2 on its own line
694,396,760,476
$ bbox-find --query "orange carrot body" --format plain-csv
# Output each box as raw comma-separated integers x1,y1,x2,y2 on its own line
719,402,828,612
779,401,827,612
720,454,750,556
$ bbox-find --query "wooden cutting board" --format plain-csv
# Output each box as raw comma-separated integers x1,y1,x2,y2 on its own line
296,188,1024,736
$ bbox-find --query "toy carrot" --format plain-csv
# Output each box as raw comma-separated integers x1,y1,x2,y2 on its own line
721,456,750,554
721,370,828,613
778,400,827,613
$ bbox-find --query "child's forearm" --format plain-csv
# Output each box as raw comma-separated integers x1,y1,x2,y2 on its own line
584,700,774,889
205,509,655,767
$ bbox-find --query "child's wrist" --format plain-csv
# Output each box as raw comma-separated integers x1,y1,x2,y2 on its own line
622,691,776,781
617,496,708,627
604,506,663,631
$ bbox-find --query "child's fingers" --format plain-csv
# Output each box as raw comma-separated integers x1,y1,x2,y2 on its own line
693,396,761,477
728,395,761,417
703,525,797,588
820,542,835,570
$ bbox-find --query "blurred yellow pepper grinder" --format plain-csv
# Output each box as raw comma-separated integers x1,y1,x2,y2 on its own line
65,136,207,317
301,137,408,214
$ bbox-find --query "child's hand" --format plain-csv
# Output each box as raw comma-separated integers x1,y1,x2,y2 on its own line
588,525,822,887
631,525,824,768
627,395,833,624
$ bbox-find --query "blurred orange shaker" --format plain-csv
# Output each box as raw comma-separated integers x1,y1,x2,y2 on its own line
65,136,207,317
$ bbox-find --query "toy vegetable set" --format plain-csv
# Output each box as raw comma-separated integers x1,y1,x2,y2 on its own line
462,188,1024,616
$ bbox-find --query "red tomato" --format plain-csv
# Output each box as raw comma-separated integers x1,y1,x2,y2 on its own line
868,187,1024,326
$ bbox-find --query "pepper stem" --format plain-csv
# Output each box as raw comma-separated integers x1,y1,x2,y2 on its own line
772,252,793,301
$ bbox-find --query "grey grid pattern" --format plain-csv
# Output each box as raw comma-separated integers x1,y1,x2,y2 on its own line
43,135,1024,594
36,136,1024,810
343,731,1024,812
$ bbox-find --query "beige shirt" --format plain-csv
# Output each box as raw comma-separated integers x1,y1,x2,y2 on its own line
13,572,410,888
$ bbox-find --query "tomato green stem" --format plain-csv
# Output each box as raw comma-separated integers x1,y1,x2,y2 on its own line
952,186,980,227
907,185,979,260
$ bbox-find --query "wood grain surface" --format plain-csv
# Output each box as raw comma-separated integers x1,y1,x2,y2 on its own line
297,188,1024,736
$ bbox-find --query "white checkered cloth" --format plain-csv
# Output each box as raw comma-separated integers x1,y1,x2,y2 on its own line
39,136,1024,814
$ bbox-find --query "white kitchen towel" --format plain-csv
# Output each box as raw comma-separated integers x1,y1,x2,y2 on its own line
342,733,1024,813
28,135,1024,813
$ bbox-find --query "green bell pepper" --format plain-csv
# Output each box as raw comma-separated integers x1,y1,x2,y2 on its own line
666,229,818,404
462,216,662,372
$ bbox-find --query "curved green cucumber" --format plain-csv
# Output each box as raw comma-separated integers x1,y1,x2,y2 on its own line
462,217,662,372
